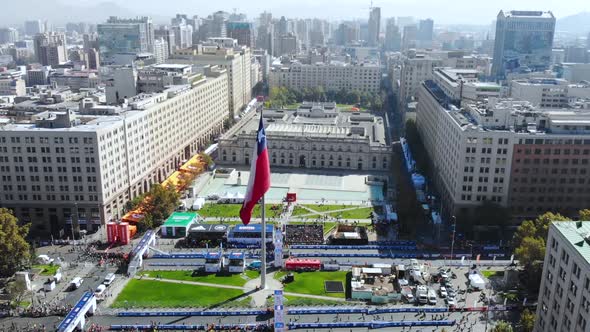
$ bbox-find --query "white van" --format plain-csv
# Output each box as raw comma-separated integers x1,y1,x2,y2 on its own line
69,277,83,290
103,273,116,286
427,288,437,305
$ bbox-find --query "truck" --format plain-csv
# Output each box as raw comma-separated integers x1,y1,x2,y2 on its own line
416,285,428,305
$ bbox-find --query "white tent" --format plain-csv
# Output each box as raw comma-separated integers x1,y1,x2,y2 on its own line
192,197,205,210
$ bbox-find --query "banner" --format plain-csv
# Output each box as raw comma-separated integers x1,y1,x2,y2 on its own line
274,227,284,268
274,290,285,332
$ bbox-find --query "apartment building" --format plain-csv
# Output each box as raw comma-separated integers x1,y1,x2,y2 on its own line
171,39,252,118
535,221,590,332
416,78,590,220
0,67,229,237
269,61,381,94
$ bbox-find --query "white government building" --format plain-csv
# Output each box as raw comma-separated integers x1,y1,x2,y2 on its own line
269,61,381,94
218,102,391,171
0,66,229,237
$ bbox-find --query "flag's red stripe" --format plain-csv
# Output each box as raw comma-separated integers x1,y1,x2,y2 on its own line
239,148,271,225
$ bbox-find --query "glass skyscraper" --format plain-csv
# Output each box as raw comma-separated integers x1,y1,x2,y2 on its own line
97,17,154,63
491,10,556,80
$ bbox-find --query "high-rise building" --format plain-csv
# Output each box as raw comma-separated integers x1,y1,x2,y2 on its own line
0,28,19,44
385,19,401,52
335,22,360,46
153,38,169,64
295,20,310,51
565,46,588,63
368,7,381,47
155,27,176,55
278,16,288,36
256,24,274,56
227,22,254,48
86,48,100,70
417,19,434,47
274,33,298,56
24,20,44,36
97,16,155,61
402,25,418,50
34,32,68,66
309,19,326,47
172,23,194,49
396,17,415,30
200,11,228,39
491,10,556,80
534,221,590,332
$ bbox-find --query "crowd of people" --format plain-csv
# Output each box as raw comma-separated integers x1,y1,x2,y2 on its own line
284,224,324,244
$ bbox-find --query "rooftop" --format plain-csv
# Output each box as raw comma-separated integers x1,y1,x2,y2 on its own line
552,222,590,264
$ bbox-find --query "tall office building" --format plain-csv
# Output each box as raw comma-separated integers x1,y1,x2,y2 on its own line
172,23,194,49
278,16,288,36
155,27,176,55
491,10,556,80
335,22,360,46
200,11,228,39
274,33,298,56
295,20,310,50
368,7,381,47
402,25,418,50
24,20,45,36
97,17,155,61
534,221,590,332
0,28,19,44
418,19,434,47
256,24,274,56
227,22,254,48
385,19,402,52
34,32,68,66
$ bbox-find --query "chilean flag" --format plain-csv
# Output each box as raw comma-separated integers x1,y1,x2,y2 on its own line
240,113,271,225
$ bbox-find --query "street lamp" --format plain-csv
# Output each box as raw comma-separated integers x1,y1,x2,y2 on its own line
450,215,457,265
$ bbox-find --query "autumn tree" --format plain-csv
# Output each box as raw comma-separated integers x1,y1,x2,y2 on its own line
579,209,590,221
0,208,31,277
143,184,180,226
491,321,514,332
513,212,570,290
519,309,535,332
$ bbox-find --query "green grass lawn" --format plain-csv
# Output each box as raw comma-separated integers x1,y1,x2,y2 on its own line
196,204,283,218
267,295,344,306
139,270,258,287
112,279,245,308
302,204,359,213
328,207,374,219
283,103,300,109
274,271,347,298
33,264,60,276
481,270,505,279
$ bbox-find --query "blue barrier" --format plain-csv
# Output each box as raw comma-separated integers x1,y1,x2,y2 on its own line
57,291,93,332
290,244,417,250
118,310,269,317
287,320,456,330
287,308,367,315
110,324,269,330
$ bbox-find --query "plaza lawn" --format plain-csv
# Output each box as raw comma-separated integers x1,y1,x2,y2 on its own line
291,206,315,216
112,279,244,308
139,270,258,287
329,207,374,219
275,271,347,298
33,264,60,276
302,204,358,213
481,270,505,279
196,203,282,219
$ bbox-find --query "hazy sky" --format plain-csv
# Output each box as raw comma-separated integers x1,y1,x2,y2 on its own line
71,0,587,24
2,0,588,25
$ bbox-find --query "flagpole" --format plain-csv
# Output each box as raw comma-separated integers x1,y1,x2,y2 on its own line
261,195,267,289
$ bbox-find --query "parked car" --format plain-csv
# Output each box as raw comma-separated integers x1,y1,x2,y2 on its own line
103,273,116,286
446,297,456,307
439,286,448,298
95,284,106,296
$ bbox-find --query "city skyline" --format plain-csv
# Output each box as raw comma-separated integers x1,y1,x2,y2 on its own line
0,0,588,26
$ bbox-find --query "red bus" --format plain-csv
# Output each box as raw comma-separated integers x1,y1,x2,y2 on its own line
285,258,322,271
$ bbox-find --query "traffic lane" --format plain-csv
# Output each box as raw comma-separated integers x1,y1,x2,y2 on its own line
63,266,117,306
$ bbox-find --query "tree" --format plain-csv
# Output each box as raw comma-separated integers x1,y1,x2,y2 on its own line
143,184,180,226
513,211,570,290
579,209,590,221
519,308,535,332
6,281,27,308
491,321,514,332
136,214,154,233
0,208,30,277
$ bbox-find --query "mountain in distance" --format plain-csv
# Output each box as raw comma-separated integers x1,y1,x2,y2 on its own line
0,0,136,25
556,12,590,35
